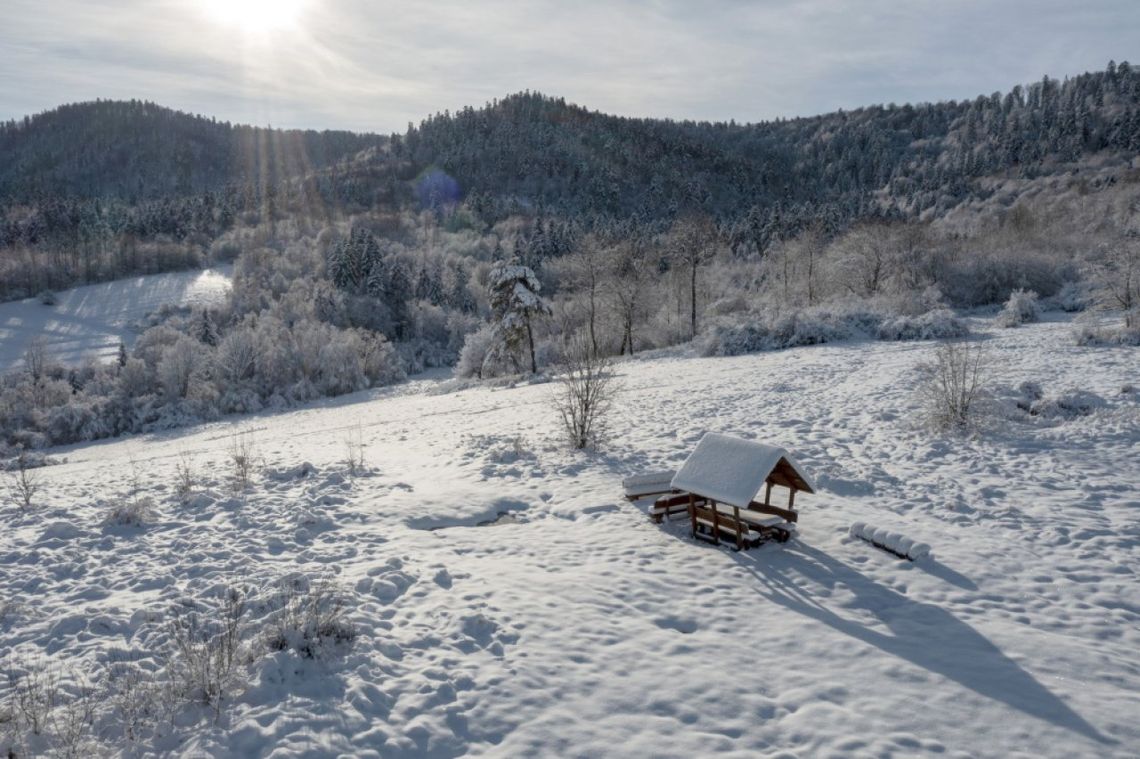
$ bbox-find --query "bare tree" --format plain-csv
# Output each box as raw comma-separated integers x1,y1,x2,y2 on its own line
669,213,718,338
23,337,48,383
553,334,620,450
7,448,41,510
605,232,652,355
564,236,605,355
919,341,991,433
1093,237,1140,328
835,222,889,297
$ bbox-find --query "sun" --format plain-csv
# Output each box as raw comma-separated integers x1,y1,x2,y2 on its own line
203,0,305,33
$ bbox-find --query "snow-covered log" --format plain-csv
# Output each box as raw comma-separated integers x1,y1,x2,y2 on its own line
849,522,931,561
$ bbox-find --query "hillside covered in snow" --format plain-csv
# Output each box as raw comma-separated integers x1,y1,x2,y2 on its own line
2,314,1137,757
0,266,231,373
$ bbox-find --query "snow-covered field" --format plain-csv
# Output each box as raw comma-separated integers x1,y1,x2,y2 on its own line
0,267,231,372
3,315,1138,757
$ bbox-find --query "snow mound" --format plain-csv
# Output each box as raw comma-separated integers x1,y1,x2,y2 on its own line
849,522,932,561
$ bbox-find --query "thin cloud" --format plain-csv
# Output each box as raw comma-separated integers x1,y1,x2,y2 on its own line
0,0,1135,132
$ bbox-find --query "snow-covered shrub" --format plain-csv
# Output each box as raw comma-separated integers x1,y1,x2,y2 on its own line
1073,313,1140,346
358,330,404,386
314,334,367,396
43,401,109,445
37,290,57,306
157,336,211,400
215,327,258,388
700,303,875,356
456,324,498,379
995,289,1040,328
103,496,158,527
132,325,183,367
1028,389,1108,420
700,299,965,357
117,358,152,399
918,340,991,433
1053,281,1090,312
878,309,969,341
888,285,949,317
262,578,356,659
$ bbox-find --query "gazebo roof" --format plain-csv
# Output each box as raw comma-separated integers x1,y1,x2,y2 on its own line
670,433,815,509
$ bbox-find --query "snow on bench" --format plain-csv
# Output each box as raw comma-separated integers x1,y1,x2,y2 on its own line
622,470,677,501
849,522,931,561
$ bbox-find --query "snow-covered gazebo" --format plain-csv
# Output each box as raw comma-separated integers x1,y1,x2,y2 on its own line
645,433,816,550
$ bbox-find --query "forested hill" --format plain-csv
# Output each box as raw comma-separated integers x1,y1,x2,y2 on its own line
1,63,1138,299
0,100,385,202
393,62,1140,240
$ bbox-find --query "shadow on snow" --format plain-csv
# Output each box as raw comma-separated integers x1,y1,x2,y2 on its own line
733,541,1112,745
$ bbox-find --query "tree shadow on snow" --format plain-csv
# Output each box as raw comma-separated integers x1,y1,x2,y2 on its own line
734,542,1112,745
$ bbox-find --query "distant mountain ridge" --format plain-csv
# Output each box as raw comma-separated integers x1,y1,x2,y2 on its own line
1,62,1137,251
389,62,1140,232
0,99,385,202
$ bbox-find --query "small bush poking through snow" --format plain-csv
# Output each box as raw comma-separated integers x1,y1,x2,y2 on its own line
174,449,196,501
263,577,357,659
105,654,167,745
342,425,366,476
995,289,1040,328
227,431,258,492
103,496,158,527
2,658,98,757
918,341,991,433
165,590,248,719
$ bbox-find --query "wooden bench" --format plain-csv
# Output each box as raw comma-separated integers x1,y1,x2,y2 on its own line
622,471,676,502
691,499,797,550
650,492,702,523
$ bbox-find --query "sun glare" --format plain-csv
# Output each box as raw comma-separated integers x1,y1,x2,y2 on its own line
203,0,305,33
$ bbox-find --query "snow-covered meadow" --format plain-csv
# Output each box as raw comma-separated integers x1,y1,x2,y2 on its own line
2,314,1138,757
0,267,231,373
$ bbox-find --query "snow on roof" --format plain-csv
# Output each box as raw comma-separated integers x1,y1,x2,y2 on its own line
670,433,815,509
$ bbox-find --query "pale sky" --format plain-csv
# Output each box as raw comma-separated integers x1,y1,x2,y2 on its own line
1,0,1136,134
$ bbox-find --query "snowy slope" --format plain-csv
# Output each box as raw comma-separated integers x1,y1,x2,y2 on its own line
2,315,1138,757
0,267,231,372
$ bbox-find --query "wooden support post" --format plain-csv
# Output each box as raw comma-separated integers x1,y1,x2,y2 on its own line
764,482,773,506
788,488,796,511
710,500,720,546
688,493,697,539
733,506,743,551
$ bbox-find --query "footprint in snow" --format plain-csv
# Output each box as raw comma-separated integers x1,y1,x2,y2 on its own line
653,616,699,634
